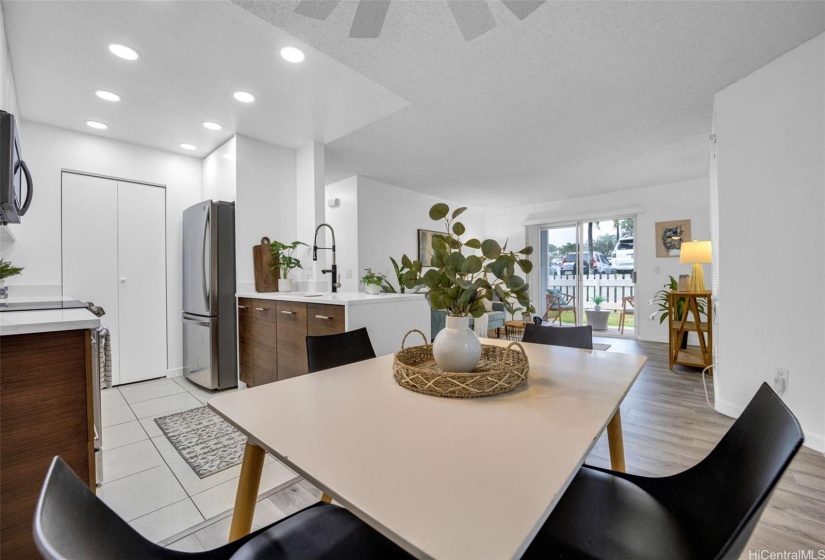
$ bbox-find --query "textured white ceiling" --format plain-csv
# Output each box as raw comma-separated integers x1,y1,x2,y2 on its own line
2,0,408,157
234,0,825,206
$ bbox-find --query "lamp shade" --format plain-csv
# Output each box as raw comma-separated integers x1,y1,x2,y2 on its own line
679,241,712,264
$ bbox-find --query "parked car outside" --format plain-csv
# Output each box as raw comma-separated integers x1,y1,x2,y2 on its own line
612,237,634,272
560,252,613,275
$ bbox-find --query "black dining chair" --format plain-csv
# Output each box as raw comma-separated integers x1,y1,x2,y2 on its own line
34,457,412,560
306,327,377,374
521,323,593,350
523,383,804,560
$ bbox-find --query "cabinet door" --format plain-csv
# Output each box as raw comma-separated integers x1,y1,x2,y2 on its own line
276,301,308,381
307,303,345,337
117,182,167,384
238,298,278,387
61,173,121,384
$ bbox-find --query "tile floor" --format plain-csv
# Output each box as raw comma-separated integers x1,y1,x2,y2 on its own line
100,376,299,543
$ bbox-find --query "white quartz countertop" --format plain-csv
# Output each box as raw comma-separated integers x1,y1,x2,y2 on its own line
0,296,101,336
235,291,427,306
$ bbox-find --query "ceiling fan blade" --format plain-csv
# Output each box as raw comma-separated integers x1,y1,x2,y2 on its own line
500,0,544,21
446,0,496,42
294,0,341,21
349,0,391,38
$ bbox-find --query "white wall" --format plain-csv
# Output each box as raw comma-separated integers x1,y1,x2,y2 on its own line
324,176,486,293
325,176,359,293
0,3,19,118
234,134,296,293
486,178,711,343
0,121,203,375
714,33,825,451
295,142,326,291
202,136,236,202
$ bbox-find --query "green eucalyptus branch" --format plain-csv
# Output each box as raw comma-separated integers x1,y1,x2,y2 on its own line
420,203,534,318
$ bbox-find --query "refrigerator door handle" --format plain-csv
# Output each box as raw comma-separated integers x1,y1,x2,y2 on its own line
183,316,212,328
202,209,210,309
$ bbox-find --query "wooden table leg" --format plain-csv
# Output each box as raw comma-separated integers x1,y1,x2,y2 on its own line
606,409,626,473
228,442,266,542
320,492,333,503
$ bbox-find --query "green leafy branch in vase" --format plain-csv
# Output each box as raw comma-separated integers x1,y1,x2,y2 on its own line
0,259,24,280
270,240,308,279
384,255,424,294
420,203,533,318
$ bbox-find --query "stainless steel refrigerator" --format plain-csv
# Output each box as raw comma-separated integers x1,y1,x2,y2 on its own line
182,200,237,390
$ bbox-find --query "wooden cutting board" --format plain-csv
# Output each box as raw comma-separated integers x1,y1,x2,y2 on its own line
253,237,279,292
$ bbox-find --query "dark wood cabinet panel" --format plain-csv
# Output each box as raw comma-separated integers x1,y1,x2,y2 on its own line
307,303,346,337
276,300,309,381
0,329,94,560
238,298,278,387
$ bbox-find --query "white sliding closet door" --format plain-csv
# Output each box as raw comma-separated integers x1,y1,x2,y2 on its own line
62,173,121,383
117,182,167,384
62,172,167,386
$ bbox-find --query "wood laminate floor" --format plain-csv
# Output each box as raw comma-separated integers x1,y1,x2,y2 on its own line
166,338,825,557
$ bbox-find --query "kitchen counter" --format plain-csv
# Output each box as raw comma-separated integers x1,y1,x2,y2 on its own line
235,291,426,306
0,299,101,336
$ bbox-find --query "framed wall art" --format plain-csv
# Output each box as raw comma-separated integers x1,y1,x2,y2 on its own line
655,219,691,258
418,229,441,266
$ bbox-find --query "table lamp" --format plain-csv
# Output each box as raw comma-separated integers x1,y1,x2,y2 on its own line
679,240,712,292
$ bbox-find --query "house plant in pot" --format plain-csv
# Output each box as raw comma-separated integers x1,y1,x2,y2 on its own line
591,295,606,311
649,276,705,349
419,203,533,372
361,269,388,295
0,259,23,299
270,240,306,293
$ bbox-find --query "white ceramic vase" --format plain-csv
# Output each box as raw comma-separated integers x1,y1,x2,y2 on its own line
432,315,482,372
279,278,293,292
366,283,381,295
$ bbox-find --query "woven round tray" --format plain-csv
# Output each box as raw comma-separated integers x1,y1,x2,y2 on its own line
393,330,529,398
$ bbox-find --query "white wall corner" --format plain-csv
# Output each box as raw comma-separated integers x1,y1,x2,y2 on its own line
296,142,327,292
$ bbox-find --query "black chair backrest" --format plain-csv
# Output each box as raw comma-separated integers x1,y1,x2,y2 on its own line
688,383,804,559
522,324,593,349
34,457,168,560
306,327,377,373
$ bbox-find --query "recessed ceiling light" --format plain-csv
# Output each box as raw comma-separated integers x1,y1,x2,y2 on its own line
108,43,140,61
203,122,222,131
86,121,108,130
95,90,121,102
179,143,197,151
280,47,305,63
233,91,255,103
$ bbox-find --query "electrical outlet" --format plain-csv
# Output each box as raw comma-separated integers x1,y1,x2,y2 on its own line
346,269,352,279
774,367,789,395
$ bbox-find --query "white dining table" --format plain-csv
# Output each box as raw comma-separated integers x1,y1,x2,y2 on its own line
209,338,647,559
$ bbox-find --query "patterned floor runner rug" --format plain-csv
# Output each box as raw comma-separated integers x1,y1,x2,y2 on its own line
155,406,246,478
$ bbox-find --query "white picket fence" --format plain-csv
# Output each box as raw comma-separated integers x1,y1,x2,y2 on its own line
547,273,634,309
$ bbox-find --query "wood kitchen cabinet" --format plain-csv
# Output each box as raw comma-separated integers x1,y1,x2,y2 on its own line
276,300,309,381
238,298,277,387
0,329,95,559
237,298,345,386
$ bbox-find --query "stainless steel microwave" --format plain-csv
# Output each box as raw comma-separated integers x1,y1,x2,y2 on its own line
0,111,33,225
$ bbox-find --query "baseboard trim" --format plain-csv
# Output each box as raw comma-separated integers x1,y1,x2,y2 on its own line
166,367,185,378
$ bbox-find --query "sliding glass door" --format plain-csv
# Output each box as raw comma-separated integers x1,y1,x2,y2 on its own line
540,216,635,337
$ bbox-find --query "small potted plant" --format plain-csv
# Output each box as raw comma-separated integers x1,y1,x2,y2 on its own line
361,269,387,295
522,302,537,323
386,255,424,294
591,295,606,311
0,259,23,299
270,240,307,293
649,276,706,348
